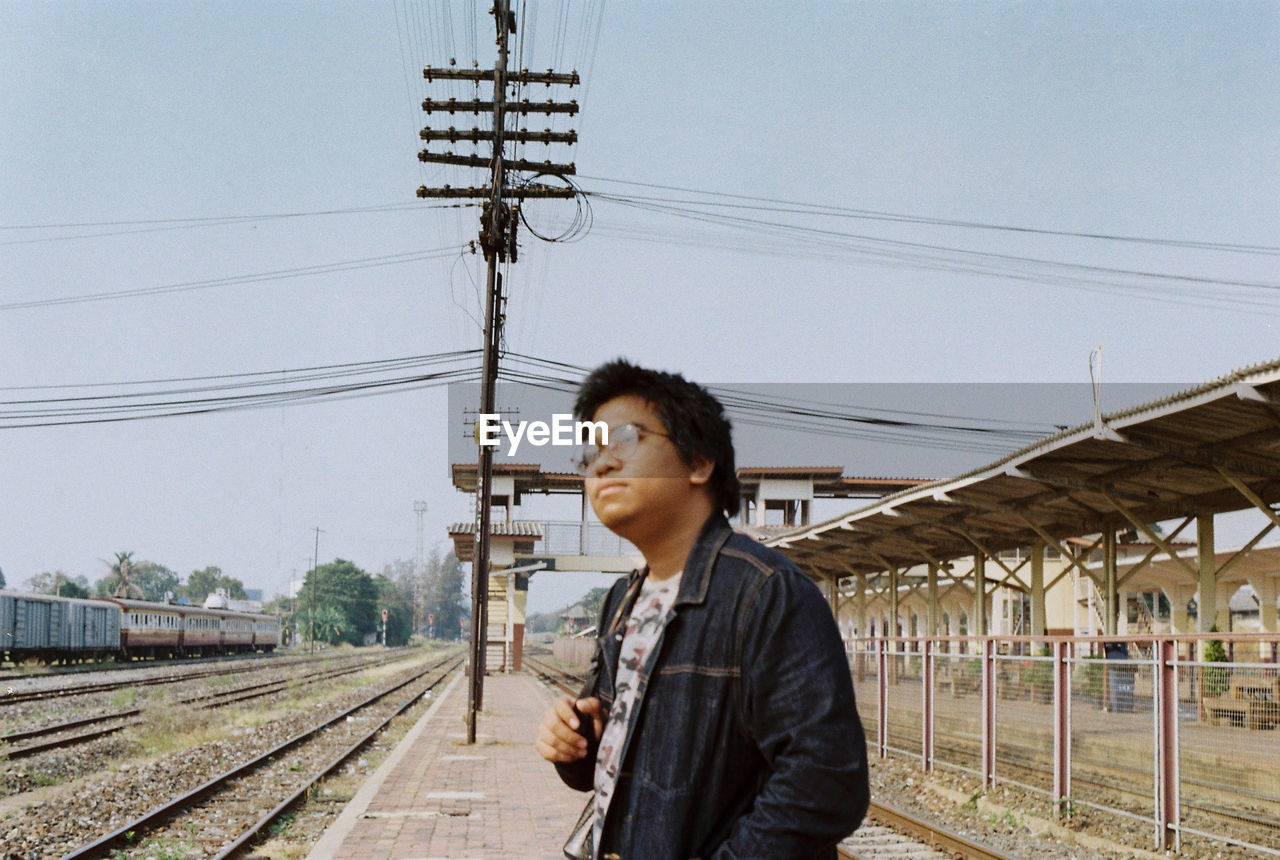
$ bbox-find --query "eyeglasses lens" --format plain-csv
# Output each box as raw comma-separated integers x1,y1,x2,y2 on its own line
574,424,641,474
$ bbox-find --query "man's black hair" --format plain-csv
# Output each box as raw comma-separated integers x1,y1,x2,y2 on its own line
574,358,741,517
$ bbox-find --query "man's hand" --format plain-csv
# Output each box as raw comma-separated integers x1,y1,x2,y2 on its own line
536,695,604,763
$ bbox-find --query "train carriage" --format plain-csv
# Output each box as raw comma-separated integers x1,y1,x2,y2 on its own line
0,590,122,662
99,597,183,659
3,590,280,663
178,604,224,655
62,596,121,656
249,612,279,652
221,611,255,652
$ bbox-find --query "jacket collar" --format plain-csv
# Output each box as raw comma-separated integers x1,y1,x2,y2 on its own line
673,512,732,608
624,512,733,609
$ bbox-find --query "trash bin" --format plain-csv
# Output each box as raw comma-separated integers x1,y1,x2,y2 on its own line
1104,642,1133,713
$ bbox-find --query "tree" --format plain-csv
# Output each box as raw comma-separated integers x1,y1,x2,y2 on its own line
183,566,222,604
375,573,414,646
0,566,6,589
1203,626,1230,698
296,604,347,645
95,554,179,602
97,551,143,599
296,559,379,646
24,571,90,599
427,550,467,641
181,567,247,604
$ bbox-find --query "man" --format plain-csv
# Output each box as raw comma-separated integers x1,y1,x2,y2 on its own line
536,359,869,859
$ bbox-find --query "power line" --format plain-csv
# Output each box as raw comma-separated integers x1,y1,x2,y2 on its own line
0,201,469,246
586,194,1280,314
0,358,482,428
0,246,468,312
576,175,1280,255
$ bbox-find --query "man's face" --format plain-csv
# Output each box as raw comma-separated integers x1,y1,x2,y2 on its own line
584,394,710,539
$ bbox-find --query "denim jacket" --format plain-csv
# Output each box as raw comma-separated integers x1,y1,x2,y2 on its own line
556,514,869,859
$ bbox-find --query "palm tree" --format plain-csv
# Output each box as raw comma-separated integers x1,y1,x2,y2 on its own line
298,605,346,645
110,551,144,599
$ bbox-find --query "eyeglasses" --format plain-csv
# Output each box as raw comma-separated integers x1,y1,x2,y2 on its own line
573,422,671,475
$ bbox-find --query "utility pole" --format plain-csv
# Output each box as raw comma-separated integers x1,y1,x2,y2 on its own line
418,0,578,744
309,526,324,654
414,500,428,637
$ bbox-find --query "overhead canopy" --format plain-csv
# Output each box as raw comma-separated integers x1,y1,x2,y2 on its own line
770,358,1280,580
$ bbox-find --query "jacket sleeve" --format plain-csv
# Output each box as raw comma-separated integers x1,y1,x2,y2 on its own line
712,569,870,858
553,580,623,793
553,667,601,792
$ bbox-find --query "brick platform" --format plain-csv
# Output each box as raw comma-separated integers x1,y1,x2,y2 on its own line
308,672,588,859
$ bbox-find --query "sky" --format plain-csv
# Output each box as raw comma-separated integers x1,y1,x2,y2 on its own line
2,2,1277,615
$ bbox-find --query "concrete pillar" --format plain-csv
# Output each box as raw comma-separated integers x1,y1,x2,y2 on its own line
1030,543,1046,637
1103,529,1118,637
1197,515,1217,633
973,554,988,636
1249,575,1279,634
1215,580,1233,632
927,563,940,637
1248,574,1279,662
1164,584,1196,634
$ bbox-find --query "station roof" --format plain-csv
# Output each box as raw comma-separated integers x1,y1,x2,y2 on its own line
446,520,543,562
451,463,581,495
736,467,928,498
451,463,923,497
768,358,1280,581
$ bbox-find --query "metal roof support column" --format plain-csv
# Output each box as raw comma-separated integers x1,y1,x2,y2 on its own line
1030,542,1046,638
856,574,868,638
981,637,996,788
1103,529,1118,637
1155,637,1181,851
1196,515,1218,647
927,563,939,637
922,637,935,773
876,637,888,759
973,553,988,636
889,567,900,640
1052,639,1072,819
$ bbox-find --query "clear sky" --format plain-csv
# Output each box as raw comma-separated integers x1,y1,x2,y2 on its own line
2,2,1277,614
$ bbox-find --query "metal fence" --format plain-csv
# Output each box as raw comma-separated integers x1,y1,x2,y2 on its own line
848,633,1280,856
529,520,641,559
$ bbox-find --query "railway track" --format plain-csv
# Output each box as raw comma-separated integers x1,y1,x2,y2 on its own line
0,650,278,683
838,801,1017,860
1,650,415,761
0,648,378,706
907,731,1280,848
524,654,585,696
56,650,464,859
526,658,1016,860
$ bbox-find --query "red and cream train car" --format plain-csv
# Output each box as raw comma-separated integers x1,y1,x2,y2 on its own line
95,598,278,658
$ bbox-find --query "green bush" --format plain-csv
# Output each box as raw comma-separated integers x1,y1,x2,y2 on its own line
1203,632,1230,698
1077,655,1104,701
1021,658,1053,694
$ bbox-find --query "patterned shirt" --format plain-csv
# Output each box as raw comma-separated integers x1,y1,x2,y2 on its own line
592,571,682,856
